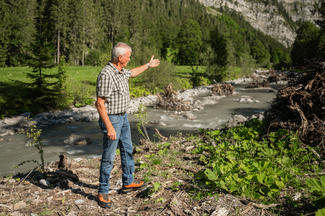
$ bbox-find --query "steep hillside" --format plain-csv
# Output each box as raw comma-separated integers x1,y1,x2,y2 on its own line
199,0,318,47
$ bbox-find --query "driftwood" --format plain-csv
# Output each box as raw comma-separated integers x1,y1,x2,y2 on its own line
246,80,269,88
156,83,192,111
211,83,234,96
265,58,325,157
155,128,168,142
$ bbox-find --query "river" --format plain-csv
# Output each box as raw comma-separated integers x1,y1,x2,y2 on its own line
0,83,279,177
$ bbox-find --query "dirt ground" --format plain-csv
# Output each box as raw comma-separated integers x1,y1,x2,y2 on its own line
0,133,271,216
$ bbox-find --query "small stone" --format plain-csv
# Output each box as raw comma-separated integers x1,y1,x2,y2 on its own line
8,139,13,141
14,201,27,210
74,199,84,205
185,112,197,120
0,138,3,141
39,179,49,187
31,213,38,216
158,121,167,126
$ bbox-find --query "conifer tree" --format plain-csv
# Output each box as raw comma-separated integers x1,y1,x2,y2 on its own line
0,1,10,67
24,0,61,108
175,19,202,66
51,0,70,65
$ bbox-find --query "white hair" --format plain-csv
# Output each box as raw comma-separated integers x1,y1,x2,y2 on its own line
111,42,132,61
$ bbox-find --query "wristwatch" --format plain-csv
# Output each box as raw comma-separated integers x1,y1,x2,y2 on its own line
147,63,150,69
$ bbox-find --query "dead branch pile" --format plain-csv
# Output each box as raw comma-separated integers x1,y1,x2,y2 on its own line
265,59,325,156
268,74,280,83
211,84,234,96
246,80,269,88
156,83,192,111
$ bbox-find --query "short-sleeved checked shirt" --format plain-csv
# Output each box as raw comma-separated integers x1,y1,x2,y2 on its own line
96,62,132,114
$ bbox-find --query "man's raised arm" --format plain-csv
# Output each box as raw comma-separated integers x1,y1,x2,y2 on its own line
130,55,160,78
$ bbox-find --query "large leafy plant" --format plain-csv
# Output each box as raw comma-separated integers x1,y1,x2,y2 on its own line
192,119,323,204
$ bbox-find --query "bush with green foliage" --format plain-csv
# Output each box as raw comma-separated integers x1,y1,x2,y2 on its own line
85,49,102,66
192,119,323,205
290,22,319,65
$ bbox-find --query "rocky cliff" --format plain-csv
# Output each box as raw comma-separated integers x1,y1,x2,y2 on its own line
199,0,318,47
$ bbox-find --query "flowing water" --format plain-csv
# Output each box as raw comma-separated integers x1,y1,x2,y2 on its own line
0,83,279,177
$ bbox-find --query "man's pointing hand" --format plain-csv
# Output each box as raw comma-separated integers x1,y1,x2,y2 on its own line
148,55,160,68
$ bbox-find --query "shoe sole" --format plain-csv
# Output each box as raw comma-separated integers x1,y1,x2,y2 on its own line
122,184,147,193
96,197,112,208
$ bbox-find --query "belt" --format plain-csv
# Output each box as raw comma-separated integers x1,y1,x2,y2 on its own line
109,112,126,116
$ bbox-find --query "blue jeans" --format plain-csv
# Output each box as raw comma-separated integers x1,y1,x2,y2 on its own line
98,113,135,194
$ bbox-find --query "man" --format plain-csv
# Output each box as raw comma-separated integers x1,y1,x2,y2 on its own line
95,42,160,208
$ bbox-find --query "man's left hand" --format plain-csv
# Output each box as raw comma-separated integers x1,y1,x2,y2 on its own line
148,55,160,68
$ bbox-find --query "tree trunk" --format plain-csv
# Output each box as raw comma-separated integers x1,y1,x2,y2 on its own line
57,29,60,64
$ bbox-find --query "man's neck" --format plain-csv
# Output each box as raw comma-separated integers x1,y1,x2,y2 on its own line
111,62,123,72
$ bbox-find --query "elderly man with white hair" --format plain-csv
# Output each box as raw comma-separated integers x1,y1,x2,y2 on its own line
95,42,160,208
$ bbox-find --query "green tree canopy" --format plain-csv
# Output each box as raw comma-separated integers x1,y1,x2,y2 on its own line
250,39,270,65
290,21,319,64
175,19,202,66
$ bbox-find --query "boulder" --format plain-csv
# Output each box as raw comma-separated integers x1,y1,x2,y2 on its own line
185,112,197,120
226,115,247,127
3,116,26,125
63,134,92,145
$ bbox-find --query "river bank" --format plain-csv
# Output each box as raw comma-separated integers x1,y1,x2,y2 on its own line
0,69,276,138
0,132,270,216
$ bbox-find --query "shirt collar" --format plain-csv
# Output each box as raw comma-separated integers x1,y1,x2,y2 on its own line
108,61,124,74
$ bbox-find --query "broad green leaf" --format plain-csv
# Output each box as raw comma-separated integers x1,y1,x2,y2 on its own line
316,208,325,216
257,172,266,184
204,169,218,181
275,180,284,189
195,170,206,180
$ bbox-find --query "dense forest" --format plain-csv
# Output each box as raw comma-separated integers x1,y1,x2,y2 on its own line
0,0,301,116
0,0,289,69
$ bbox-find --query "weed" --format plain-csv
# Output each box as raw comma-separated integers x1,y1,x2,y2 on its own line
192,119,323,204
155,198,166,203
134,104,150,141
13,121,45,170
171,182,183,191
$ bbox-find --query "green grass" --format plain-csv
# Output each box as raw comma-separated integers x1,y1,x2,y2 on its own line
0,66,101,83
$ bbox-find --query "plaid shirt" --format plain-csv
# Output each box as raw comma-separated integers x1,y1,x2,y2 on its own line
96,62,132,114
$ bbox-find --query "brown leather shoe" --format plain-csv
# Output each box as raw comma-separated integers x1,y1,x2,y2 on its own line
97,194,112,208
122,180,147,193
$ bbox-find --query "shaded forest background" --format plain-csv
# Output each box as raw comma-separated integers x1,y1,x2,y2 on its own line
0,0,289,69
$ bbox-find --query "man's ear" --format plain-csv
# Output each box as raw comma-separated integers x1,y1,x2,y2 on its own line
118,55,123,61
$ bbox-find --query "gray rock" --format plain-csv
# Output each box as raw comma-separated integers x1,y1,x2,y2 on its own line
93,112,99,119
3,116,26,125
20,112,31,117
0,130,8,137
63,134,92,145
83,116,92,122
158,121,167,126
31,213,38,216
25,139,34,147
185,112,197,120
78,105,96,112
35,112,51,119
226,115,247,127
39,179,49,187
74,199,84,205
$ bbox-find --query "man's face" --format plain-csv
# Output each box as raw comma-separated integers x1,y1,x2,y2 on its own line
119,49,131,69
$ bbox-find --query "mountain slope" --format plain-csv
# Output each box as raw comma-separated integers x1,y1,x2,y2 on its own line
199,0,317,47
